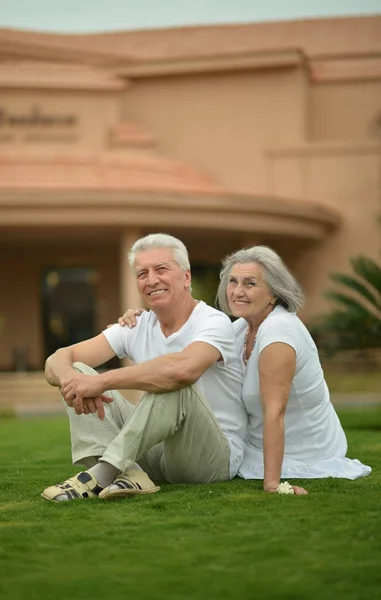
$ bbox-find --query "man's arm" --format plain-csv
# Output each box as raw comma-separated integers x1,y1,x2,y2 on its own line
61,341,221,415
45,333,117,387
103,341,221,392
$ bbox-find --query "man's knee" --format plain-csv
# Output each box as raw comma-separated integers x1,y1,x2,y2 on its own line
141,386,198,403
72,362,99,376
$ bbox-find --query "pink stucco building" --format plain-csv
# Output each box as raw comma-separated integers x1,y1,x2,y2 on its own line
0,15,380,370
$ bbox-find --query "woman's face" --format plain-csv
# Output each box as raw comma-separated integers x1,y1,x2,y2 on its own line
226,262,276,322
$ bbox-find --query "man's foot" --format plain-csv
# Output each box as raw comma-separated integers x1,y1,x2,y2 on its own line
98,468,160,500
41,471,103,503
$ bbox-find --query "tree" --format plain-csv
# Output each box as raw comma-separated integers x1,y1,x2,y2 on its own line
313,256,381,355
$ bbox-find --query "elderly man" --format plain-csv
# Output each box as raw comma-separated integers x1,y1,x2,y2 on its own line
42,233,247,502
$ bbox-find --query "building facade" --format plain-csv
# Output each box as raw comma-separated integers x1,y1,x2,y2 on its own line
0,15,380,370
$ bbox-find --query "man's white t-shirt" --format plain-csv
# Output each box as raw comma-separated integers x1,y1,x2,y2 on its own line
103,301,247,477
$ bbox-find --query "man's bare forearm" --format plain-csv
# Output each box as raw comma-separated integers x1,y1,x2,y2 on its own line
61,342,219,405
98,342,219,394
45,348,78,387
100,353,195,394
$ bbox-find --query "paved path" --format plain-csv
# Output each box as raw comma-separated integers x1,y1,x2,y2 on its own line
331,393,381,407
9,393,381,418
1,372,380,418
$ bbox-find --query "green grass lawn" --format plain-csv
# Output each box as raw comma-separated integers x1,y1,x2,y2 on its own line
0,410,380,600
324,371,381,393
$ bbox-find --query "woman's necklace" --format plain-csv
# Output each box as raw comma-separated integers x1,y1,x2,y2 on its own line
243,329,256,365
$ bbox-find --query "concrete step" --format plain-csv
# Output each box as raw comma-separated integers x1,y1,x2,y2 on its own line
0,372,62,415
2,373,379,419
0,372,142,417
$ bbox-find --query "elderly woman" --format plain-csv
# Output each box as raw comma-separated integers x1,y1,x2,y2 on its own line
217,245,371,490
116,245,371,493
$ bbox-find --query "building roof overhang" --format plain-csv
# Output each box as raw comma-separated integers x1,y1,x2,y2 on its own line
0,16,380,82
113,49,304,78
0,186,340,243
0,61,128,91
0,150,341,242
1,16,380,64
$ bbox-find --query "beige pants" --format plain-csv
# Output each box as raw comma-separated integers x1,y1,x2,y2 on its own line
62,362,230,484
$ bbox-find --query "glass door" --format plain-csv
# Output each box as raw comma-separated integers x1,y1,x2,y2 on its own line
41,267,97,360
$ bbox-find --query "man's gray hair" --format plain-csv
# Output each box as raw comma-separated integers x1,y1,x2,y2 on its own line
128,233,191,272
217,245,305,315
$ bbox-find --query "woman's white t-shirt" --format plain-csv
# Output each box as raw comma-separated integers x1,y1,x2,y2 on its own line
103,301,248,477
233,306,371,480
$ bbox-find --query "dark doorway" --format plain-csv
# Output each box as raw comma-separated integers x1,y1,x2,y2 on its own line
41,267,97,360
191,264,220,308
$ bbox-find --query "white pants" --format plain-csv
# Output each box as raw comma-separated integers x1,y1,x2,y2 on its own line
62,362,230,484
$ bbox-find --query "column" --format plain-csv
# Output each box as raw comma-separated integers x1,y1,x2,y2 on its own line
120,229,142,314
119,229,143,383
120,229,142,404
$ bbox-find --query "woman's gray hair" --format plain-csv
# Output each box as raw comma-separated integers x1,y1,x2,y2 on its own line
217,245,305,315
128,233,190,272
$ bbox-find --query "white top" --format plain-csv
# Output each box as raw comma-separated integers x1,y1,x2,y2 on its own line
103,301,247,477
233,306,371,480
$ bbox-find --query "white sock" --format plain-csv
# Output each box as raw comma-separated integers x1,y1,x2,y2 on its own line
81,456,101,469
87,462,120,489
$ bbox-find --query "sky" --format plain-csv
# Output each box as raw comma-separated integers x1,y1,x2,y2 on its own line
0,0,380,33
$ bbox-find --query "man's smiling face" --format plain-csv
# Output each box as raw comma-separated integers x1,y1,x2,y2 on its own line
134,247,191,311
